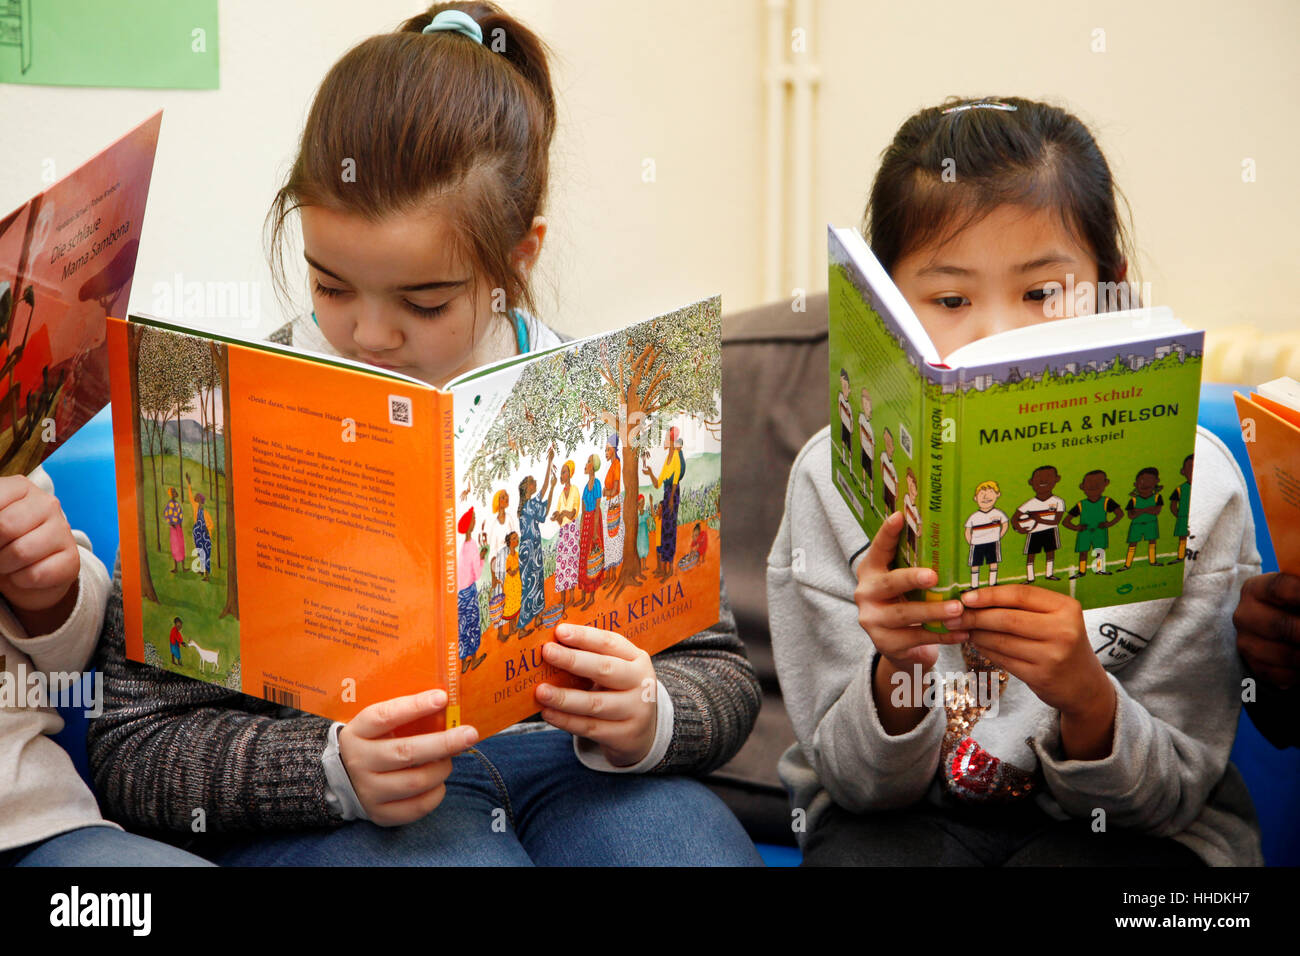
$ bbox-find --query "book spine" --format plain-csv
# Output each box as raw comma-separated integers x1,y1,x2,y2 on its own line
436,392,459,731
920,378,961,622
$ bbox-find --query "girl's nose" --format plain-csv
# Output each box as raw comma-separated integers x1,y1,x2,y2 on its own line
352,303,403,352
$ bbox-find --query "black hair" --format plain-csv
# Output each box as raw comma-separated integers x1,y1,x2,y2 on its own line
1081,469,1108,482
865,96,1135,299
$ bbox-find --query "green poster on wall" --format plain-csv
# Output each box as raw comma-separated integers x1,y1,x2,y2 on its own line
0,0,218,89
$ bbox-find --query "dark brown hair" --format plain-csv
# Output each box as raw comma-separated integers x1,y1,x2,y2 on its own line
266,2,555,319
865,96,1136,299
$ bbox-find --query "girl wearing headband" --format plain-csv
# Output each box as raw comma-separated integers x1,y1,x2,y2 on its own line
90,2,759,868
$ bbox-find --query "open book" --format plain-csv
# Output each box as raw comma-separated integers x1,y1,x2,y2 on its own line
1235,377,1300,575
107,298,722,737
0,111,160,475
828,225,1203,614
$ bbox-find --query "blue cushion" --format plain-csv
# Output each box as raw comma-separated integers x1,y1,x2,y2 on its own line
1197,384,1299,866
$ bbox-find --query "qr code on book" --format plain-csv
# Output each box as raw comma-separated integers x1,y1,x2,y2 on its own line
388,394,413,427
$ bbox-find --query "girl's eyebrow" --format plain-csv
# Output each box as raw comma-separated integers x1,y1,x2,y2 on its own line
916,252,1078,278
1013,252,1077,273
304,253,469,291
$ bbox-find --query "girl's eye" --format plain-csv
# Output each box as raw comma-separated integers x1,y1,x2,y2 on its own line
1025,287,1058,302
314,280,348,298
935,296,968,310
404,300,450,318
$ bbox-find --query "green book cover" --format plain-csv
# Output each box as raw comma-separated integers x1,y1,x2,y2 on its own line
828,226,1204,614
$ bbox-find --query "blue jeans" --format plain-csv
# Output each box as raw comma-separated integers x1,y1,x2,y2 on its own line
4,826,214,867
200,727,762,866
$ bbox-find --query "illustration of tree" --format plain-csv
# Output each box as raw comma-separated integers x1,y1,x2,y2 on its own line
126,324,158,603
213,341,238,620
463,300,722,598
135,330,175,551
460,350,587,501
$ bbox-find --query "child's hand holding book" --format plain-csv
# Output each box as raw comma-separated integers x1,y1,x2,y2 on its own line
956,585,1116,761
337,689,479,826
537,624,658,768
0,475,82,636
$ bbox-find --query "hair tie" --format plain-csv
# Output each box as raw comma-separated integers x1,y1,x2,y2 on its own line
422,9,483,44
942,100,1017,115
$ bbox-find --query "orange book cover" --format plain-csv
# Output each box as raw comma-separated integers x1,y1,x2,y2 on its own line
0,110,160,474
1235,390,1300,575
107,296,723,740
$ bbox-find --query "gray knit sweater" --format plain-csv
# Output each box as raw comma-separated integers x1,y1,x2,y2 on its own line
86,316,758,834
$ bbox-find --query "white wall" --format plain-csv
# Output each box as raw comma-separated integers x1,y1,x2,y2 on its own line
2,0,1295,379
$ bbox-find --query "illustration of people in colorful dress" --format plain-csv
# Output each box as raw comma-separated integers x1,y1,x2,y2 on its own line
963,480,1009,590
1119,466,1164,571
550,460,581,613
635,493,654,583
902,468,920,566
643,426,686,582
162,487,185,574
168,617,185,666
516,447,557,637
1062,469,1124,579
1012,465,1065,583
858,387,875,504
500,532,522,638
879,428,897,512
577,453,605,610
457,508,488,673
677,521,709,572
1169,454,1194,562
185,473,212,582
602,434,625,592
484,489,519,641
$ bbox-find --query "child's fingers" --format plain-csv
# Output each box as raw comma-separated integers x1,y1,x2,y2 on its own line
863,596,966,631
540,641,641,690
347,689,449,740
0,519,70,577
554,623,642,662
969,630,1039,667
3,548,79,597
535,682,639,720
855,564,938,608
859,512,907,574
0,476,31,514
367,784,449,828
361,724,478,773
538,706,628,743
1241,572,1300,618
362,757,456,805
960,583,1076,615
1237,629,1300,672
0,489,50,551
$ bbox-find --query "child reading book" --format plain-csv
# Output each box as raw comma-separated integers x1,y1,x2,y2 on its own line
89,2,760,866
768,96,1262,865
1,470,207,866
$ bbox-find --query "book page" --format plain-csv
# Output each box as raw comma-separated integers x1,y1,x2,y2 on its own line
110,319,447,725
0,111,160,475
446,298,723,737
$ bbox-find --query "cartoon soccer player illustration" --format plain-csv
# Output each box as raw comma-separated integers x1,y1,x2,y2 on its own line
880,427,898,512
1119,466,1164,571
858,387,875,502
837,368,853,468
1169,454,1194,562
1062,469,1124,578
1012,464,1065,582
963,480,1009,589
902,468,920,565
